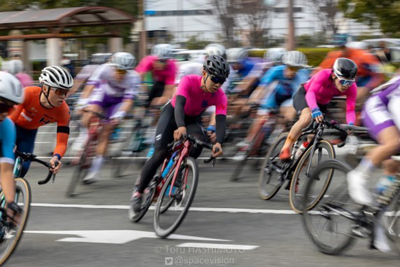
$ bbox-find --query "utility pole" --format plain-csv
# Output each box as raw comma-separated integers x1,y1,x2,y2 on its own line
138,0,147,59
287,0,295,50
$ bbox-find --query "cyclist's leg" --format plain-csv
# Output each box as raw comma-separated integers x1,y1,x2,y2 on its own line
348,97,400,206
15,125,37,177
137,103,176,194
132,103,176,212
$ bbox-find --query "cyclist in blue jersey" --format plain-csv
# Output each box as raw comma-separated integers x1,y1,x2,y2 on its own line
0,71,25,223
234,51,310,160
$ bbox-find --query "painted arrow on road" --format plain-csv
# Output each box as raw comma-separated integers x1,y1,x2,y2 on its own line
24,230,230,244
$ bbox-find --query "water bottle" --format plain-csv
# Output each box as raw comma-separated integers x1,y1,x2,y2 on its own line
13,157,22,177
110,127,121,141
295,141,309,160
162,157,175,178
376,175,395,195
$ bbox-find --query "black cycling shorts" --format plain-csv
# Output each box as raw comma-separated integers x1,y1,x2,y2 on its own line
293,85,328,115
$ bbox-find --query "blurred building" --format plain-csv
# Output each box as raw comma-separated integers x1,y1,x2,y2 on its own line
144,0,381,47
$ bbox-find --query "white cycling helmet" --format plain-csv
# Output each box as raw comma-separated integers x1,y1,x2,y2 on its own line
111,52,136,70
39,66,73,90
7,60,24,75
264,48,286,64
282,51,308,68
205,44,227,59
151,44,173,60
227,48,249,63
0,71,24,104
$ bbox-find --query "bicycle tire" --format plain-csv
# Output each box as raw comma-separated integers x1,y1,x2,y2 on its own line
154,157,199,238
0,178,31,266
129,181,157,223
258,132,288,200
290,140,335,213
302,159,356,255
66,153,89,197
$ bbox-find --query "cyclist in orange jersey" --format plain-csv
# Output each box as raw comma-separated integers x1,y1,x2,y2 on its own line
314,44,384,100
9,66,73,177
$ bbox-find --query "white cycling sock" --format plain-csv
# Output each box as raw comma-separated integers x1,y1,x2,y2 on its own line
374,210,391,253
355,158,375,176
90,156,104,173
78,126,88,139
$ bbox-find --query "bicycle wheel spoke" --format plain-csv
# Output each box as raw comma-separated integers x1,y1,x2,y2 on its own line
302,160,360,255
154,158,199,238
0,179,31,265
258,133,288,200
290,140,335,213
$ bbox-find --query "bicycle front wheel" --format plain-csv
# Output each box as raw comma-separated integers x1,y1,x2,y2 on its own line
302,159,357,255
290,140,335,213
0,178,31,266
154,157,199,238
258,132,288,200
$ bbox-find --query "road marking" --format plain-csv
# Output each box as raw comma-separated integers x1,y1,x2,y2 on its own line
177,243,259,251
31,203,297,214
24,230,229,244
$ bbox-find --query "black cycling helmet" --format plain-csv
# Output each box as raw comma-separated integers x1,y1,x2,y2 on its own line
333,57,358,80
203,55,230,78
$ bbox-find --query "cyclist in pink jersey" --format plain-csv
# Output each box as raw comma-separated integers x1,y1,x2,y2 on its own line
135,44,177,107
280,58,358,160
130,55,229,214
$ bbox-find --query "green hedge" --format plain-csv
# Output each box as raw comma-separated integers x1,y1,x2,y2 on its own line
248,48,338,67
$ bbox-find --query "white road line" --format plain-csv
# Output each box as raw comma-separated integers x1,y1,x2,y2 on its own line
177,243,259,251
31,203,297,214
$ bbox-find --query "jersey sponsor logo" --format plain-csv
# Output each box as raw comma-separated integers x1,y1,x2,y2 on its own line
39,117,51,124
201,100,209,109
156,134,162,141
216,102,227,111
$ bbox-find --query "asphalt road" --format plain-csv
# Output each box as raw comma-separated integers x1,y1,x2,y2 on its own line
4,151,400,267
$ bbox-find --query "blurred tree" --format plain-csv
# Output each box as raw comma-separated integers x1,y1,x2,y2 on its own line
308,0,339,36
185,35,210,50
210,0,240,47
238,0,275,47
338,0,400,36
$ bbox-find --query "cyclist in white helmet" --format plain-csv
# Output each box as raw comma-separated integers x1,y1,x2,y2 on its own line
9,66,73,177
0,71,25,223
2,59,33,87
136,44,177,107
75,52,141,183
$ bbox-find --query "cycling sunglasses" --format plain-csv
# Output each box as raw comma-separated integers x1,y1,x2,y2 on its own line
210,75,226,84
337,77,355,87
0,101,14,113
116,69,127,75
51,87,69,97
287,65,301,72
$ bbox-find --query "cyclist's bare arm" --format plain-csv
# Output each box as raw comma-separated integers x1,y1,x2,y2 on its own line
0,163,15,203
68,79,84,97
235,76,259,96
119,98,134,113
80,84,95,99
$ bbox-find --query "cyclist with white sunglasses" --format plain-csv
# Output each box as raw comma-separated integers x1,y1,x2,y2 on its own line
279,58,357,161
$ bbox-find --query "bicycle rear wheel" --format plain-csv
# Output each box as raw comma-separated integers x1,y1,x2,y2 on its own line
385,189,400,255
154,157,199,238
258,132,288,200
290,140,335,213
302,159,357,255
0,178,31,265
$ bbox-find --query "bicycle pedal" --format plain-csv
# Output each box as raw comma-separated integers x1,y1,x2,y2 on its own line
351,225,371,238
